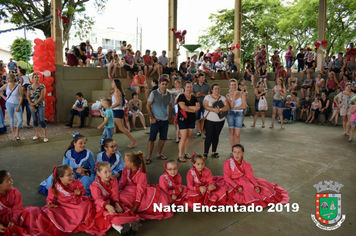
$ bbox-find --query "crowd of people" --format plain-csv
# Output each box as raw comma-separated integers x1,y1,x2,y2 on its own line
1,38,356,235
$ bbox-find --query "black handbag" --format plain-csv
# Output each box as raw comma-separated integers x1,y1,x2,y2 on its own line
213,99,228,119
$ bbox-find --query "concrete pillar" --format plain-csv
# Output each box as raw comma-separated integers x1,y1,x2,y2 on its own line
168,0,178,65
317,0,327,72
234,0,242,72
52,0,63,65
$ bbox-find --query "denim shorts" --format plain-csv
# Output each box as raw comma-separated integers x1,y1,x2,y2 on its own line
131,86,136,91
178,120,195,130
149,120,169,141
272,100,284,109
351,121,356,126
113,109,124,119
227,110,243,129
286,60,292,68
102,127,114,138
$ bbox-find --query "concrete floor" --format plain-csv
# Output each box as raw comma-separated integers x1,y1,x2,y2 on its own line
1,117,355,236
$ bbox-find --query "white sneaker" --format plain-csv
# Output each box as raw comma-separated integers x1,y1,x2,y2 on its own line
44,138,49,143
33,136,39,140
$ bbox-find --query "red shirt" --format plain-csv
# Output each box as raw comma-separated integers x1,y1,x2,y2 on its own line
278,69,287,78
346,48,356,60
212,52,221,63
142,55,152,65
131,75,146,87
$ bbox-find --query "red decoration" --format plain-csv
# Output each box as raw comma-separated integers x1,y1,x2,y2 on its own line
314,41,321,49
236,43,241,49
230,45,235,50
56,8,69,24
321,40,328,48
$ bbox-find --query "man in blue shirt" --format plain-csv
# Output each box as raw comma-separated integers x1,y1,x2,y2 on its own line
146,75,173,164
8,58,17,74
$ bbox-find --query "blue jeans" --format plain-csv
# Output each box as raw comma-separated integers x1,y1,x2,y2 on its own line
228,62,238,78
30,106,46,128
5,102,23,127
292,106,300,120
21,99,31,124
227,110,243,129
102,127,114,138
286,60,292,68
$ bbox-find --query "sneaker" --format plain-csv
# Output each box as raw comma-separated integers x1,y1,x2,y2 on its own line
195,132,202,137
44,138,49,143
33,136,39,140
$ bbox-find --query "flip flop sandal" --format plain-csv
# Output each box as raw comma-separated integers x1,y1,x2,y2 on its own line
145,158,152,164
157,155,167,160
184,153,191,159
177,157,186,162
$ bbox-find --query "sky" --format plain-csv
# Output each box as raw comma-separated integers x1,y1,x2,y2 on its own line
0,0,235,62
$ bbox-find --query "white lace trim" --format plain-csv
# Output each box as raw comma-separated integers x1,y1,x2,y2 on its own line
68,149,91,168
95,181,109,197
56,184,71,197
190,169,200,184
165,174,174,187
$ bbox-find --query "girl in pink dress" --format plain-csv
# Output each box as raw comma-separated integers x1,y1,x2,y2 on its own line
224,144,289,207
159,160,188,205
119,152,173,220
0,170,28,236
186,153,227,209
90,162,139,236
33,165,95,236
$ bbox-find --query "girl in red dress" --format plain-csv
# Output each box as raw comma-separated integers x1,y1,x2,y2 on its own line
159,160,187,205
31,165,95,235
90,162,139,236
0,170,27,235
186,153,227,209
119,152,173,220
224,144,290,207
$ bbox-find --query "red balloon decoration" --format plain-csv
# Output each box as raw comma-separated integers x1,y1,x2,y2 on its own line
321,40,328,47
314,41,321,49
39,43,47,51
34,38,44,45
43,61,51,68
46,86,53,93
33,37,56,121
45,76,54,84
47,96,56,103
38,55,46,62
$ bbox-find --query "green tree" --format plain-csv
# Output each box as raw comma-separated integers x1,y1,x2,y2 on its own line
198,0,356,62
10,38,32,62
0,0,107,46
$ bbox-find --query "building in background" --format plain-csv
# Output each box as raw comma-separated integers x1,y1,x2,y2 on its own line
0,48,12,63
68,27,136,56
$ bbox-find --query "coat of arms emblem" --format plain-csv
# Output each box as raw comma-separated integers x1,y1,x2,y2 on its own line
311,181,346,230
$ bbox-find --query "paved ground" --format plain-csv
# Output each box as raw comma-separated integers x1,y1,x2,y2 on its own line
1,116,355,236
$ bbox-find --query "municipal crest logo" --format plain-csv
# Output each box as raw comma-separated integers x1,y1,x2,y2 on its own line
311,181,346,230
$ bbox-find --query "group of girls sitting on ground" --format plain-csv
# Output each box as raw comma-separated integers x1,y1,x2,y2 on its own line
1,138,289,235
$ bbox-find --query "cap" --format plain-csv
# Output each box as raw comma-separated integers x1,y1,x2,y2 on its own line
306,46,311,50
160,77,169,83
107,49,113,53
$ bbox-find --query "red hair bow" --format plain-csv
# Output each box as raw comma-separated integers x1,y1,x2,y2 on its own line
53,166,58,178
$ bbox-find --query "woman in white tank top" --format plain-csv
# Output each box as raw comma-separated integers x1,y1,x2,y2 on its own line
226,79,246,149
111,79,137,148
0,73,24,140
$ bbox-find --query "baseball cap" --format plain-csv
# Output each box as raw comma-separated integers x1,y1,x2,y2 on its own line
306,47,311,50
107,49,113,53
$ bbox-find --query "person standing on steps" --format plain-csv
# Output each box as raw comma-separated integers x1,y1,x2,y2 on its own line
111,79,137,148
145,76,173,164
192,73,210,137
65,92,89,128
